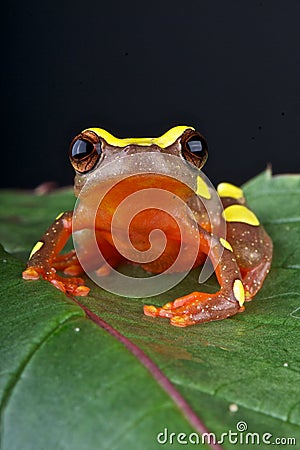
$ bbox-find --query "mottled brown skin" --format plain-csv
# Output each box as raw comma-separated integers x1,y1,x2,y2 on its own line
219,196,273,298
23,127,272,327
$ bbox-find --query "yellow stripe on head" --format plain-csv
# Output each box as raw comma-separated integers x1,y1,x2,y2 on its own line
85,125,194,148
217,182,244,199
222,204,260,226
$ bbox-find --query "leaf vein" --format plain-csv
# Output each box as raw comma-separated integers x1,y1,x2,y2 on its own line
172,379,299,426
0,311,83,424
264,217,300,224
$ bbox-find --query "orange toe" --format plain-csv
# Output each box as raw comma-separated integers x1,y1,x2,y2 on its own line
22,268,40,280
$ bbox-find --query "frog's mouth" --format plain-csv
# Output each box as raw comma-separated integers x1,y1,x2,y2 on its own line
91,173,194,202
74,172,199,237
75,151,200,197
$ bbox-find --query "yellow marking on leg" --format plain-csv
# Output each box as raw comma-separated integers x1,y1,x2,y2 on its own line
233,279,245,306
220,237,233,252
222,204,260,226
29,241,44,259
217,182,243,199
196,176,211,199
55,211,65,220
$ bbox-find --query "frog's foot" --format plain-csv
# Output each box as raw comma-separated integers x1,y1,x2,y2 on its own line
52,251,83,276
94,263,112,277
144,291,243,327
22,266,90,296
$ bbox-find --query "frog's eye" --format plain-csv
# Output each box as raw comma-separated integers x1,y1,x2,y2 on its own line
181,131,208,169
69,131,102,173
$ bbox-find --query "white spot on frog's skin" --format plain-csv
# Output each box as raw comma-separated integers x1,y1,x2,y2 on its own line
75,327,80,332
29,241,44,259
229,403,239,413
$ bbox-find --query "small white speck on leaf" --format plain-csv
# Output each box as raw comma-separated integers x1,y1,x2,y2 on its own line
229,403,239,412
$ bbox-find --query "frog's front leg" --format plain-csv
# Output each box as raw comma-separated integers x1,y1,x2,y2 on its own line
22,211,90,296
144,230,245,327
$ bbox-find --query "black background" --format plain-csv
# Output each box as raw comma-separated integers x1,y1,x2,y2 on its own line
2,0,300,189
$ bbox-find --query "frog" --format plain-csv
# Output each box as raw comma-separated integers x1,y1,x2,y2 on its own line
22,126,273,327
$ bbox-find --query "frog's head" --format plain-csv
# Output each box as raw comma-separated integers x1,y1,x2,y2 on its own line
69,126,208,196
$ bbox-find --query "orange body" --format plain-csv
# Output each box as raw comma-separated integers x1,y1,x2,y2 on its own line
23,126,272,326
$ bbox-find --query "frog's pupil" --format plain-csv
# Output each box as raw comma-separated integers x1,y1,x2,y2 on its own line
187,139,203,155
72,139,94,159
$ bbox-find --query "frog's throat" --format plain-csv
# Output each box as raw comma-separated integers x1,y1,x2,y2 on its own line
84,125,195,149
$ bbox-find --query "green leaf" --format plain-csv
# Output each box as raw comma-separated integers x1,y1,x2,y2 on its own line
0,248,201,450
1,170,300,450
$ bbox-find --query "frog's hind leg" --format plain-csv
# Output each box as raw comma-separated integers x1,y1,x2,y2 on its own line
50,234,126,278
144,185,273,327
74,230,126,277
144,229,245,327
218,183,273,300
94,236,126,276
226,222,273,300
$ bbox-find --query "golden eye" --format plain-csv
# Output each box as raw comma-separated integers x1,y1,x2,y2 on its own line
181,131,208,169
69,131,102,173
